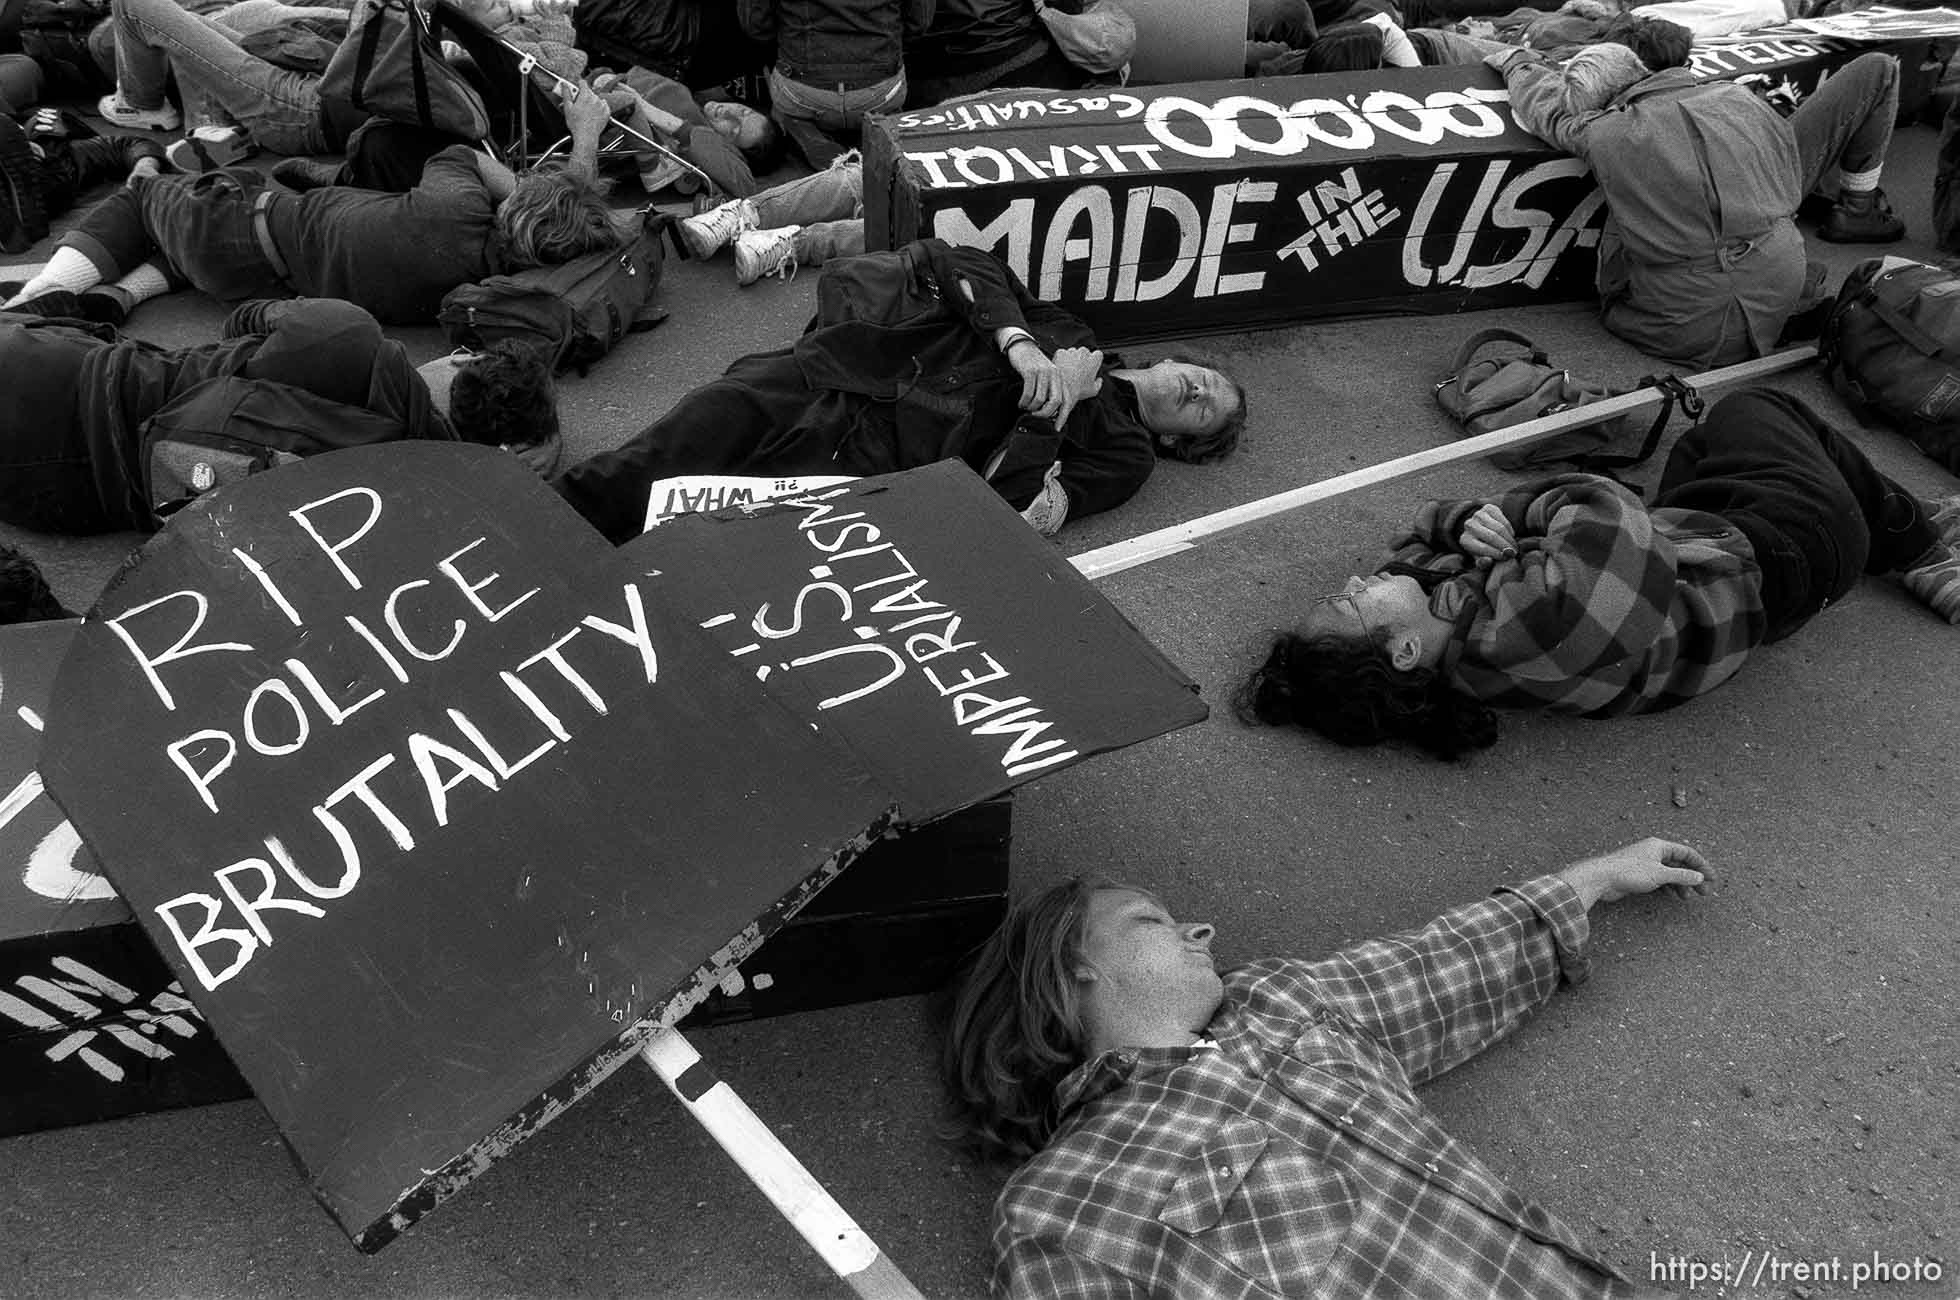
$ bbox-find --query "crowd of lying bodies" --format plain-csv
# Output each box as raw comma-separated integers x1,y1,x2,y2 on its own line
3,1,1959,1292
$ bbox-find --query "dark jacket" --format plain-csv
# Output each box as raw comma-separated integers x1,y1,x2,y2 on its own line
905,0,1047,80
549,240,1158,545
737,0,934,86
0,299,448,534
792,239,1155,519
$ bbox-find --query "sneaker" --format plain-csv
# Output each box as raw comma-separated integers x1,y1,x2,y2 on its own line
734,226,801,286
97,91,182,133
1819,188,1906,244
0,116,48,256
164,125,249,174
1902,543,1960,624
677,197,755,259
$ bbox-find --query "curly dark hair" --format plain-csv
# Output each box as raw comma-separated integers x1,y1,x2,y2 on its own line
936,875,1127,1167
0,543,73,625
447,340,560,452
1607,15,1693,71
1233,629,1498,760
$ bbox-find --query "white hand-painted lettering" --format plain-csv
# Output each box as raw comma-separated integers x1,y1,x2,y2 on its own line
0,960,204,1084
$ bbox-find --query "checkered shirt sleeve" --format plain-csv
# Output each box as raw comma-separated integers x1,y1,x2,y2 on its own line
1400,476,1759,716
1232,874,1591,1085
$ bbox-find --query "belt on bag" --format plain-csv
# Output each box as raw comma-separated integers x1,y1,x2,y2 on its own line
251,189,292,281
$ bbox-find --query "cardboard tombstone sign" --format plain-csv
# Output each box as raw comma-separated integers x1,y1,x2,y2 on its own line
38,447,1209,1252
37,443,898,1251
623,460,1209,824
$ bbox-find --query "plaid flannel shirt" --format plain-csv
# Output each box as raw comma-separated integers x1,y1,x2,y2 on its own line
1392,474,1766,718
993,877,1674,1299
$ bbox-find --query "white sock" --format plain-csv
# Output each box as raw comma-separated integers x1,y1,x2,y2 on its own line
1840,165,1881,195
3,245,103,307
109,260,171,308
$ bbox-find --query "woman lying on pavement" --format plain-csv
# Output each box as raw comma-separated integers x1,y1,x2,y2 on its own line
1236,388,1960,759
550,237,1246,544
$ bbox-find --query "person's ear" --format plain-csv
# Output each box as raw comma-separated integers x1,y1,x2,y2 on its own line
1072,962,1099,987
1388,633,1424,673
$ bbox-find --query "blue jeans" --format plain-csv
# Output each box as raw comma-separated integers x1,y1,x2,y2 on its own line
114,0,346,154
766,66,904,169
751,158,866,265
64,168,287,301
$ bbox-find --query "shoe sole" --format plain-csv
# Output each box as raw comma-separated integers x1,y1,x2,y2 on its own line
0,118,47,256
165,135,250,174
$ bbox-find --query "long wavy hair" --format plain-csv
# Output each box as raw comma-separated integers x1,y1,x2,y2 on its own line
938,875,1127,1167
1233,625,1499,760
495,164,621,270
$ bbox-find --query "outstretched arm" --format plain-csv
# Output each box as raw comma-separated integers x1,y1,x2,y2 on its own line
1240,838,1714,1085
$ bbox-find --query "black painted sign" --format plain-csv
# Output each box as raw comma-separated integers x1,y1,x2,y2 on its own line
624,460,1208,824
1,619,250,1136
37,447,1205,1250
865,42,1913,341
39,444,896,1250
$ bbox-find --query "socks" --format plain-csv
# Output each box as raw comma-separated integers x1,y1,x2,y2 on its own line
1839,165,1882,209
111,259,170,308
3,244,103,307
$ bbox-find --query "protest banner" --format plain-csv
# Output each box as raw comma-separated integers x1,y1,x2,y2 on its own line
863,35,1918,342
37,443,898,1249
624,459,1209,824
0,619,247,1135
35,446,1207,1264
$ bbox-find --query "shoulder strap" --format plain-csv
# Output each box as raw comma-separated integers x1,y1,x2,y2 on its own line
1571,373,1704,473
1445,326,1547,376
1862,271,1949,358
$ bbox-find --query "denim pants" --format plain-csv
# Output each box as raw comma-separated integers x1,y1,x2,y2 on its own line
1654,387,1938,642
1789,50,1899,195
752,159,866,265
64,169,288,301
116,0,344,155
767,67,904,169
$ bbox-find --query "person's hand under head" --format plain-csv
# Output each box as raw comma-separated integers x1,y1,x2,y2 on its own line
1458,502,1518,563
1557,837,1715,909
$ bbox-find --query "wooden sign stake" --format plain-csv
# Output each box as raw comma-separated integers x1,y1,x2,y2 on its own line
642,1030,925,1300
1071,346,1820,581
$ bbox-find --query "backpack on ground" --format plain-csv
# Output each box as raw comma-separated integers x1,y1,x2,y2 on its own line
17,0,113,95
1434,328,1676,472
1819,255,1960,474
437,210,668,375
138,374,447,529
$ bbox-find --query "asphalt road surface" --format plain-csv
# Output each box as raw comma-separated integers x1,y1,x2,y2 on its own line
2,114,1955,1300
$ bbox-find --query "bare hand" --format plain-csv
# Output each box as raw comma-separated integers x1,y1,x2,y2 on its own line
1009,341,1067,423
1557,838,1715,910
1048,346,1104,428
1458,502,1517,562
559,80,614,139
